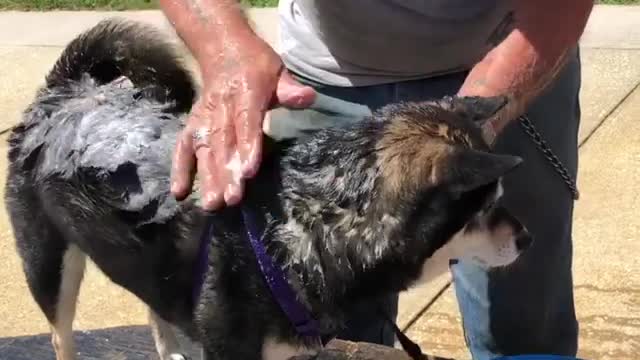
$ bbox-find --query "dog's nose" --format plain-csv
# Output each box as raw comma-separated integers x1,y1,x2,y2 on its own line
515,233,533,252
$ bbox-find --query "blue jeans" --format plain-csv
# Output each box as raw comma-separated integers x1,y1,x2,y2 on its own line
268,48,581,359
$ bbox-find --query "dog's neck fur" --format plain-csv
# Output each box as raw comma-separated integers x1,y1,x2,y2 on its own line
251,185,470,335
241,126,480,333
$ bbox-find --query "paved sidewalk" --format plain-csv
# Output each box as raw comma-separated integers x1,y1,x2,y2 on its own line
0,8,280,47
1,5,639,360
1,5,640,49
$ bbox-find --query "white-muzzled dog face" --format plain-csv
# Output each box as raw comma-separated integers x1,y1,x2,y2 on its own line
366,97,533,275
444,183,532,269
416,181,531,285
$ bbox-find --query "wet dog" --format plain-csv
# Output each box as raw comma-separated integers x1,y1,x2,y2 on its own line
4,18,531,360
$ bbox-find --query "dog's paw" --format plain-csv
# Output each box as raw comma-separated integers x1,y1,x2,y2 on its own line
167,354,189,360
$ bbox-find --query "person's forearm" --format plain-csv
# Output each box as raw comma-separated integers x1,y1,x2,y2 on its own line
159,0,262,66
458,0,594,138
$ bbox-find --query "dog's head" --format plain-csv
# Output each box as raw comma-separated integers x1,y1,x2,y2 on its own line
372,96,531,269
278,96,530,276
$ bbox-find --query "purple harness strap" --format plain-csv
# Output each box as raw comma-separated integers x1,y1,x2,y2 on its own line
192,214,214,304
192,208,322,342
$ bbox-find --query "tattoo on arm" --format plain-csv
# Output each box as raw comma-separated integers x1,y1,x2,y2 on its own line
185,0,245,25
159,0,256,63
186,0,211,24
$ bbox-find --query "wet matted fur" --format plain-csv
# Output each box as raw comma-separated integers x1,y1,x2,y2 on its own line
4,18,532,360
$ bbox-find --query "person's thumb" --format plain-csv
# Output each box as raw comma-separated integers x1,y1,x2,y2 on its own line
275,70,316,109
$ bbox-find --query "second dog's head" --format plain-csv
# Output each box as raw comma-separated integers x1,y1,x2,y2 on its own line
276,96,531,278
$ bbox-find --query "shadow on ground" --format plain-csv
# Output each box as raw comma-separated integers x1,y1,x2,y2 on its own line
0,325,201,360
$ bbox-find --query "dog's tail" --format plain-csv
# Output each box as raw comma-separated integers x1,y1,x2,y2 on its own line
45,17,196,112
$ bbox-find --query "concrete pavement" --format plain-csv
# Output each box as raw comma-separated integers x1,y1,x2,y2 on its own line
0,8,280,47
2,5,640,49
1,5,639,359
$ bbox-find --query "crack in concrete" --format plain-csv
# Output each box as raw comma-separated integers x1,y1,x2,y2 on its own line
579,79,640,149
401,282,451,332
576,283,640,296
581,315,640,326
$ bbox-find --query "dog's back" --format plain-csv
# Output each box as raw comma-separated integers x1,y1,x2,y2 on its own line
4,19,206,355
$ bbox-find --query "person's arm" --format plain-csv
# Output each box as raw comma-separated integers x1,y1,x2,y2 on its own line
159,0,315,211
159,0,260,69
458,0,594,144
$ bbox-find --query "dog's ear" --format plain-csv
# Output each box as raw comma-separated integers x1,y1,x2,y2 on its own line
443,95,508,124
440,148,522,193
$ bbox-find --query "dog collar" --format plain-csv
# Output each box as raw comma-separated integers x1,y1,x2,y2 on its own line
192,207,322,342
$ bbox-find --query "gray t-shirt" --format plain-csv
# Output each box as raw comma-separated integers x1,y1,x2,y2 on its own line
278,0,514,86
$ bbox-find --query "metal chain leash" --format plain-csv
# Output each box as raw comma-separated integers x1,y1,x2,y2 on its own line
517,114,580,200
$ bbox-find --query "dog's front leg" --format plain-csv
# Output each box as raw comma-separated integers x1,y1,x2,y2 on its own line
201,335,315,360
198,320,265,360
199,336,264,360
200,346,263,360
149,310,189,360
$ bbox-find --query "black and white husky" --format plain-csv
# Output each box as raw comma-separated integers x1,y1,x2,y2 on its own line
5,18,531,360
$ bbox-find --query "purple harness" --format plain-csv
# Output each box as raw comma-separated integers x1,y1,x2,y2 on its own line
192,207,322,342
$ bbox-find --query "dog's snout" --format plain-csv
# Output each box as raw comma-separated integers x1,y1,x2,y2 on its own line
488,206,523,233
515,233,533,252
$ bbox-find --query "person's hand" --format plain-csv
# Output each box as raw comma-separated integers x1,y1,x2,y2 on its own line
170,36,316,211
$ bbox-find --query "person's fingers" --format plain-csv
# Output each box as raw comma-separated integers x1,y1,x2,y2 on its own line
170,122,197,201
224,169,245,206
210,102,245,208
234,89,266,178
195,146,224,211
275,70,316,108
243,127,263,179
